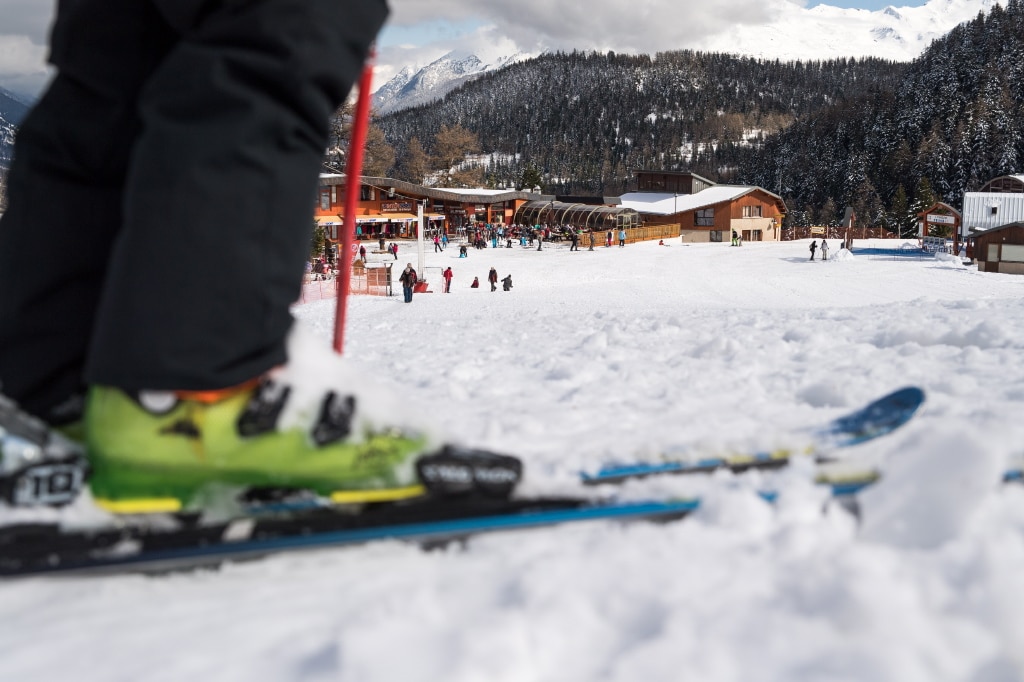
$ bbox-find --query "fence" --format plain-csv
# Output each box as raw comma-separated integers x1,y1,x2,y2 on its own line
622,224,684,245
783,226,901,241
298,276,338,304
296,262,394,305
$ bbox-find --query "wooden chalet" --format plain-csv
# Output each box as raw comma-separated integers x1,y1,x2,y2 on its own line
619,171,787,243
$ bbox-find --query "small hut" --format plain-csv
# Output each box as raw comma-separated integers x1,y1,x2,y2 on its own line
972,222,1024,275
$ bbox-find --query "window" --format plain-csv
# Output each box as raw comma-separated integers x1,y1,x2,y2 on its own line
990,206,999,216
331,186,337,204
319,191,330,211
742,205,762,218
987,244,999,262
696,208,715,227
709,230,723,242
1003,244,1024,262
359,186,375,201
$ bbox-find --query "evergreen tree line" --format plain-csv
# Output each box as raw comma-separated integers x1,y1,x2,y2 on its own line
741,0,1024,234
376,50,905,196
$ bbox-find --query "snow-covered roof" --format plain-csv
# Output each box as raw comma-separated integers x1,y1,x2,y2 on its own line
619,186,762,216
431,188,514,197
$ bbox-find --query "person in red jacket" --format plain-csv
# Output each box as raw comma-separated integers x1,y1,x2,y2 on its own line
442,267,454,293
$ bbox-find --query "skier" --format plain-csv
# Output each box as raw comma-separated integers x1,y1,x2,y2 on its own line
588,230,595,251
359,244,367,261
618,228,627,247
442,267,453,293
470,277,480,288
502,274,513,291
821,240,829,261
569,230,578,252
390,242,399,260
488,267,499,292
809,240,818,261
606,230,613,247
0,0,519,512
399,263,418,303
433,235,441,253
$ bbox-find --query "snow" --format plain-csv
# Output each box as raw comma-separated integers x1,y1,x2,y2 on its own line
4,237,1024,681
620,187,760,215
697,0,1003,64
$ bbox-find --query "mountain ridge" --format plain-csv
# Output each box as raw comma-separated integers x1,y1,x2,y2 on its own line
373,0,998,115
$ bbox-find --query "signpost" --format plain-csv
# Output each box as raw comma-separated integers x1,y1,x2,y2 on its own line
417,200,425,284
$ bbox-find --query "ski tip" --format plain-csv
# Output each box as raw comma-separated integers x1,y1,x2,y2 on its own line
885,386,926,409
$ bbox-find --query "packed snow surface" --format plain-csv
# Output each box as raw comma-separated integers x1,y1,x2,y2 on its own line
3,238,1024,681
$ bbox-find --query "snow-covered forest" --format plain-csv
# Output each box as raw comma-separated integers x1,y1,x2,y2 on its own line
378,1,1024,230
378,51,905,197
748,1,1024,224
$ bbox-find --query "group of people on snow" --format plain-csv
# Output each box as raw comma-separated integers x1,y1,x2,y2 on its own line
396,262,513,303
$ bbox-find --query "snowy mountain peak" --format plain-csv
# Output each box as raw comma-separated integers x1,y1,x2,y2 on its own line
373,0,999,115
373,49,532,115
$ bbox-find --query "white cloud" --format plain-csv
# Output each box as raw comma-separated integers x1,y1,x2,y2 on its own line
0,0,991,101
386,0,793,54
0,35,50,99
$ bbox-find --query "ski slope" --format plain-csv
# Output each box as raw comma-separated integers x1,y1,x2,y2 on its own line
3,237,1024,681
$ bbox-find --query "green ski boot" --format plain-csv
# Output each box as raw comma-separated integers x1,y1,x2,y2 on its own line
85,380,431,513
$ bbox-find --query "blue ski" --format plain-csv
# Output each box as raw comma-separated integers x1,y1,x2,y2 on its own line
583,387,926,485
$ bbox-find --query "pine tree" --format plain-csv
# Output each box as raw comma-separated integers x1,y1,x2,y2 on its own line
519,165,544,192
912,177,937,212
888,184,917,237
819,197,837,226
309,222,326,262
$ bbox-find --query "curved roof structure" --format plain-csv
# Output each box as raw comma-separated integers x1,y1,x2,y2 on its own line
979,175,1024,193
513,201,641,229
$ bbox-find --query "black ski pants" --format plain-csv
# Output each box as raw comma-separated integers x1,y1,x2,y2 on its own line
0,0,388,420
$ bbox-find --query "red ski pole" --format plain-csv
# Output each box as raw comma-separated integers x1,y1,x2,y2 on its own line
334,51,376,355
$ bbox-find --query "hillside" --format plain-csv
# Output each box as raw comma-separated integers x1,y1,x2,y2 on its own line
377,51,904,196
742,0,1024,224
0,88,29,126
0,89,30,170
372,0,999,116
